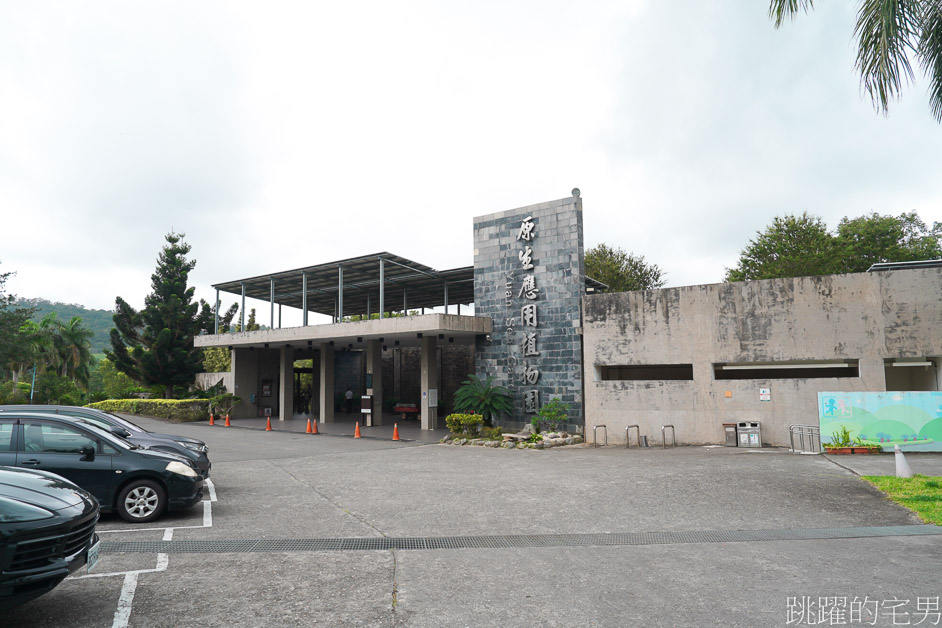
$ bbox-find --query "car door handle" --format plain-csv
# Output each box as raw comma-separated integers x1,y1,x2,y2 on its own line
21,459,42,466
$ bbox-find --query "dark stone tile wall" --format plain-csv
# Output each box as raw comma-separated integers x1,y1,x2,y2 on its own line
382,345,475,414
473,196,585,430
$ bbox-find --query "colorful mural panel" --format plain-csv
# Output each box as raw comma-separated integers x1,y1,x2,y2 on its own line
818,391,942,452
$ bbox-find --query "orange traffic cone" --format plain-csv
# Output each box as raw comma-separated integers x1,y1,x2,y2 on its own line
311,420,319,434
392,423,400,441
224,413,231,427
265,417,272,431
209,411,215,426
305,418,312,433
354,422,362,438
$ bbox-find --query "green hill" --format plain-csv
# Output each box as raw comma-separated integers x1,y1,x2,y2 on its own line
17,298,114,354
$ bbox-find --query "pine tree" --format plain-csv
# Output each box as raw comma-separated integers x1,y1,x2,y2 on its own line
108,232,209,398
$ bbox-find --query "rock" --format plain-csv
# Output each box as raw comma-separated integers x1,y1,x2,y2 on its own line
564,437,574,445
572,436,584,444
442,434,453,443
534,442,544,449
517,442,528,449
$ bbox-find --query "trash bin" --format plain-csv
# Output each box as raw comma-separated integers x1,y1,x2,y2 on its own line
737,421,761,448
723,423,738,447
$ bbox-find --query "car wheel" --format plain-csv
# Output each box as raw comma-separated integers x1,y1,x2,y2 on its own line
117,480,166,523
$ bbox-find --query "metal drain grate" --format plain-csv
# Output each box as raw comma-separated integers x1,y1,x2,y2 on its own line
101,525,942,555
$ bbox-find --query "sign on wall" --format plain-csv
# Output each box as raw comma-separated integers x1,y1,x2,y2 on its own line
818,391,942,452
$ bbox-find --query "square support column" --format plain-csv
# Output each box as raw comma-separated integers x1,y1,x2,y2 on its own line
232,348,258,419
278,346,293,421
365,340,384,426
421,336,439,430
319,343,335,423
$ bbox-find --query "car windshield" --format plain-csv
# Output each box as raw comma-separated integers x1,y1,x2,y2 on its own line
102,412,147,433
73,420,137,450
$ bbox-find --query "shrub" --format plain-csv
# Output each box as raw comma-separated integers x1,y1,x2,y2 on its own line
445,413,484,436
481,426,504,441
531,397,570,433
0,381,30,405
210,393,242,416
87,399,209,422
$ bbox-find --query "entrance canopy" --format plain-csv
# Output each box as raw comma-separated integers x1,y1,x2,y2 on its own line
213,252,474,322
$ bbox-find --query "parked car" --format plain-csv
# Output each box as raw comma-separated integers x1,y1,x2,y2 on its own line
0,466,101,611
0,412,204,524
0,406,210,479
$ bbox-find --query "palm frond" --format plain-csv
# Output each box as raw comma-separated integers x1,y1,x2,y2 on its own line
917,0,942,121
854,0,921,114
769,0,815,28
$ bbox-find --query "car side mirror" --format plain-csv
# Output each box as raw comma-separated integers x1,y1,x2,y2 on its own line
80,445,96,461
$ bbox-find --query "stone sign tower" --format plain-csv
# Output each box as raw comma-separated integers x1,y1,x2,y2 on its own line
473,193,585,430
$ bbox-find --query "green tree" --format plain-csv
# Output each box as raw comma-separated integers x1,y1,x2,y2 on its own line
726,211,942,281
53,316,94,388
0,262,36,386
725,213,837,281
92,358,137,399
584,244,666,292
108,232,212,399
769,0,942,121
203,348,231,373
835,211,942,272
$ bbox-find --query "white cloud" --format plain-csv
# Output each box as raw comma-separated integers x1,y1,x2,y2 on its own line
0,1,939,313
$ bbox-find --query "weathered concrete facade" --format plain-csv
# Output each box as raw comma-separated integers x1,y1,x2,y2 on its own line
583,268,942,447
473,195,585,430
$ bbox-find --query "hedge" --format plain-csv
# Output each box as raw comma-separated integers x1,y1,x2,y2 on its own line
87,399,209,423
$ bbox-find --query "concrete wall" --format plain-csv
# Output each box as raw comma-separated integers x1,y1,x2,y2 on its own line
473,195,585,430
195,372,233,394
583,268,942,447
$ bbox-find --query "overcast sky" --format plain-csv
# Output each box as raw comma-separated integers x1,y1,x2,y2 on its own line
2,1,940,326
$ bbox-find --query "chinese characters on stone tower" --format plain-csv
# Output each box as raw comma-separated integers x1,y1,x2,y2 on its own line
516,215,540,412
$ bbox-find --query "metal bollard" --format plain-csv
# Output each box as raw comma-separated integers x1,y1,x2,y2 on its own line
662,425,676,449
626,425,640,448
593,425,608,448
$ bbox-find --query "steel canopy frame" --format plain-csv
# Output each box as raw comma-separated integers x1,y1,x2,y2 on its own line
212,253,475,323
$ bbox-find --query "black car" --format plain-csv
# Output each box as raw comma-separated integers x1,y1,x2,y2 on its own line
0,413,204,524
0,406,211,479
0,466,101,611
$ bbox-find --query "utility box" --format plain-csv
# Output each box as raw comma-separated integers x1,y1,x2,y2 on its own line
723,423,738,447
737,421,761,448
361,395,373,426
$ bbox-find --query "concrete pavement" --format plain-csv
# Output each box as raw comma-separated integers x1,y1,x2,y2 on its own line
3,416,939,627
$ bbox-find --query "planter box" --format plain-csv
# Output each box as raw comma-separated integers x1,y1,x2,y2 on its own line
824,446,881,455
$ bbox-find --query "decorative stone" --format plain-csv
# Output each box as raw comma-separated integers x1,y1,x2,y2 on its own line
534,442,544,449
442,435,453,443
564,437,574,445
517,443,528,449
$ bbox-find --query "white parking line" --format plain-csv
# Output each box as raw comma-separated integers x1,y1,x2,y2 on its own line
68,479,217,627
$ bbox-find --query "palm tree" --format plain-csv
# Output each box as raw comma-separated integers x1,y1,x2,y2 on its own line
55,316,94,389
452,375,514,426
770,0,942,121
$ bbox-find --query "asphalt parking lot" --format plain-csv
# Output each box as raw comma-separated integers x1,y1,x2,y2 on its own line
4,417,941,627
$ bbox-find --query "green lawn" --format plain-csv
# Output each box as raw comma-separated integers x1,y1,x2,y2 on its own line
862,475,942,526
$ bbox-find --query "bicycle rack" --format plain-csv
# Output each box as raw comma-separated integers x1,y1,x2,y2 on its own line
626,425,640,448
661,425,676,449
593,424,608,448
788,424,821,453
